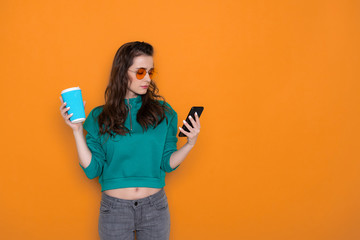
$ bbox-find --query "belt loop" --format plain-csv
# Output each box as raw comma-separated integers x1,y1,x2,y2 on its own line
149,194,155,206
102,192,115,209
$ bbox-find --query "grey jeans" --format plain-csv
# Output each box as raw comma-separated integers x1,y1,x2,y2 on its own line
98,187,171,240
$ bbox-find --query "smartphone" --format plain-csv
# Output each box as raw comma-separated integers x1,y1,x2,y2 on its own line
178,106,204,137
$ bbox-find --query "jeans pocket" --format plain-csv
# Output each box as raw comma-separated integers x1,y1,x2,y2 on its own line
100,200,113,214
153,195,168,210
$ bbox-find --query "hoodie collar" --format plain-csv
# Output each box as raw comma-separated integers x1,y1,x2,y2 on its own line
124,95,142,107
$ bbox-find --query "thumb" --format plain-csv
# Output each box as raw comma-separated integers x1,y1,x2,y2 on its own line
84,100,86,107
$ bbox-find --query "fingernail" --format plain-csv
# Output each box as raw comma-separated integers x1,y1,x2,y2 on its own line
67,107,70,109
183,120,186,123
189,115,192,118
195,112,198,115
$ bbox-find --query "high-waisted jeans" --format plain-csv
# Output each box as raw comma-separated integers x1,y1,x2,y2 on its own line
98,187,170,240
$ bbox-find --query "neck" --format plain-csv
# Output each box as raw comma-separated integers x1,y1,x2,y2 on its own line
125,95,139,100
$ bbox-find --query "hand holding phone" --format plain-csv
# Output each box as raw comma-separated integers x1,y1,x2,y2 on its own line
178,106,204,137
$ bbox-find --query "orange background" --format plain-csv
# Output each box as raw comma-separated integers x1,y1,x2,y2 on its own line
1,0,360,239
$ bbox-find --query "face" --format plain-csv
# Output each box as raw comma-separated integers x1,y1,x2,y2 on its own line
125,55,154,99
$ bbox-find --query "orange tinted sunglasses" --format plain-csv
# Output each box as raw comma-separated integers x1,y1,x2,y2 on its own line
128,68,157,80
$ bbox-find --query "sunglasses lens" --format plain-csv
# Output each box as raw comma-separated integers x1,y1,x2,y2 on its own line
149,69,155,79
136,68,146,79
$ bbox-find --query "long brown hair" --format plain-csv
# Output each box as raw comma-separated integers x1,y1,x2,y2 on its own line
93,41,172,140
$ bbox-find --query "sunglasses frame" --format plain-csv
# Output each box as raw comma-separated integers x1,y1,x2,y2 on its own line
128,68,157,80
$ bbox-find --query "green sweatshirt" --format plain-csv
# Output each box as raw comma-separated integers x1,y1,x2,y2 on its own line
79,95,180,191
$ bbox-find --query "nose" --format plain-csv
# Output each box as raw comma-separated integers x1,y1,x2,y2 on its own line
143,72,152,82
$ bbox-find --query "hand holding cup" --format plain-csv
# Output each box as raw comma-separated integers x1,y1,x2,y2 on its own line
60,87,86,132
59,97,86,131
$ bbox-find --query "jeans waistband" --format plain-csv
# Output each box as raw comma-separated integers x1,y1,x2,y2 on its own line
101,187,166,207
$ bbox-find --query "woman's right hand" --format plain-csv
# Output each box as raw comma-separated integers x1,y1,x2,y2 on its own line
59,96,86,132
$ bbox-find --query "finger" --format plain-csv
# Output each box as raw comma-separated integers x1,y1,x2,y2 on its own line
179,126,190,137
67,113,73,120
60,96,63,103
62,106,70,114
61,106,70,117
60,102,67,111
187,116,198,130
182,119,194,132
194,112,201,129
60,101,67,111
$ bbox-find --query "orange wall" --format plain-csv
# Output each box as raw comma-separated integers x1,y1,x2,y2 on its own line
1,0,359,239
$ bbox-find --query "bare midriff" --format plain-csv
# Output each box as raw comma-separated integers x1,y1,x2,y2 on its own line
103,187,162,200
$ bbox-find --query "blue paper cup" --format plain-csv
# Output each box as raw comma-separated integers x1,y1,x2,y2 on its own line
61,87,86,123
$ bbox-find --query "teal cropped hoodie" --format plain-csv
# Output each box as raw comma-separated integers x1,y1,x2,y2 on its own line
79,95,180,191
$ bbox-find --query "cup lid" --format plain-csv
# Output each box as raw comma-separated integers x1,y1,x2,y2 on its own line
61,86,81,94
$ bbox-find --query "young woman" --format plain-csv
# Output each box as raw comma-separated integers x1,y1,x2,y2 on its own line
59,41,201,240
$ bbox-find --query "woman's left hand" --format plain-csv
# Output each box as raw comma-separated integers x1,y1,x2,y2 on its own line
179,112,201,146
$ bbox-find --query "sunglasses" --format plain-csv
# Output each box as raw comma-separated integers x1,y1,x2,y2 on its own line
128,68,157,80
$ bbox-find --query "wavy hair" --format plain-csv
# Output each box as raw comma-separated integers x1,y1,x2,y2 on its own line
94,41,172,140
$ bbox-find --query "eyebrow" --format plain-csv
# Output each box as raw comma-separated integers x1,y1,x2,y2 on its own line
135,67,154,70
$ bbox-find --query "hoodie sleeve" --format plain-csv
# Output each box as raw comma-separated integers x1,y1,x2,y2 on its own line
161,107,180,173
79,108,106,179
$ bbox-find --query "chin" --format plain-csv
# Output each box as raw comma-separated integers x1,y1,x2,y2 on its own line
139,89,148,93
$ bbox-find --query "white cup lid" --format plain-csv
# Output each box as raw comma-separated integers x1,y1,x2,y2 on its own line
61,86,81,94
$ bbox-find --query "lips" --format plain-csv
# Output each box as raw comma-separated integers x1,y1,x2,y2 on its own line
141,86,149,88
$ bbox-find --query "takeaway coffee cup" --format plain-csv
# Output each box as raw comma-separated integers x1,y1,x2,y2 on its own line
61,87,86,123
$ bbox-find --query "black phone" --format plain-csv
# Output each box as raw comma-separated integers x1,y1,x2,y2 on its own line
178,106,204,137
